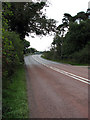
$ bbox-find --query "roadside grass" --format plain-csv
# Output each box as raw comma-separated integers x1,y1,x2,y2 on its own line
41,55,89,66
3,65,29,118
51,59,89,66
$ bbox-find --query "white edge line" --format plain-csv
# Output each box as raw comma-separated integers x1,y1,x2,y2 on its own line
32,56,89,85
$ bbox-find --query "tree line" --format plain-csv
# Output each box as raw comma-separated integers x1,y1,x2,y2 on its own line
2,2,56,80
43,11,90,65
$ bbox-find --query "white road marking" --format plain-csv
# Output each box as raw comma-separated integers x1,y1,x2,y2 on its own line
32,56,89,85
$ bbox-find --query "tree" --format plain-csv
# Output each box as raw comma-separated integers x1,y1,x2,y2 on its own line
2,2,56,78
30,48,37,53
52,34,62,58
73,11,88,22
23,39,30,54
62,13,73,25
57,13,71,37
2,3,24,78
2,2,56,39
43,11,90,64
63,19,90,59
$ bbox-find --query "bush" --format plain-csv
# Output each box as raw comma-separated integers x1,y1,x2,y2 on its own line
69,42,90,64
2,31,24,79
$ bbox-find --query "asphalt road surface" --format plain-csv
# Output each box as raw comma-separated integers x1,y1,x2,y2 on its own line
24,54,89,118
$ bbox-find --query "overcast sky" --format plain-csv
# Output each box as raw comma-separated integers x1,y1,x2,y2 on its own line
25,0,89,51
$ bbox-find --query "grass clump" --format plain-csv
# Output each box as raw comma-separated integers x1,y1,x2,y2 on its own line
3,65,29,118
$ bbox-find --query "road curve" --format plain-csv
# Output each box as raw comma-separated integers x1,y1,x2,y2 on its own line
24,55,88,118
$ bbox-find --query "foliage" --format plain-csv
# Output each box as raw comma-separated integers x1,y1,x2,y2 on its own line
52,34,63,59
63,20,90,56
42,51,54,60
23,39,30,54
3,65,29,118
2,2,56,39
69,42,90,64
29,47,37,54
43,11,90,65
2,2,56,79
3,1,56,79
2,31,24,79
74,11,88,21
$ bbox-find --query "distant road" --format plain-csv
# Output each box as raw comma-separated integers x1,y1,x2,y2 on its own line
24,54,88,118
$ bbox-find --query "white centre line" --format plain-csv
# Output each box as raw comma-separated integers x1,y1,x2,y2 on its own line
32,56,89,85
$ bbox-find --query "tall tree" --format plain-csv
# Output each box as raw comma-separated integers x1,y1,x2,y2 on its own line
2,2,56,39
73,11,88,22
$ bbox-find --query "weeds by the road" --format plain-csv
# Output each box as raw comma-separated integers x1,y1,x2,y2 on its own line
3,65,29,118
41,55,89,66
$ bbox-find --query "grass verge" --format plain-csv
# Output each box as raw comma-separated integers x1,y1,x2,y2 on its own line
3,65,29,118
41,55,89,66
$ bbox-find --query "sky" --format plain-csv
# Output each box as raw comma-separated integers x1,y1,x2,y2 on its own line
25,0,89,51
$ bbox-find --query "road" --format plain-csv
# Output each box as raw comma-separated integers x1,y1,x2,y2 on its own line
24,54,89,118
